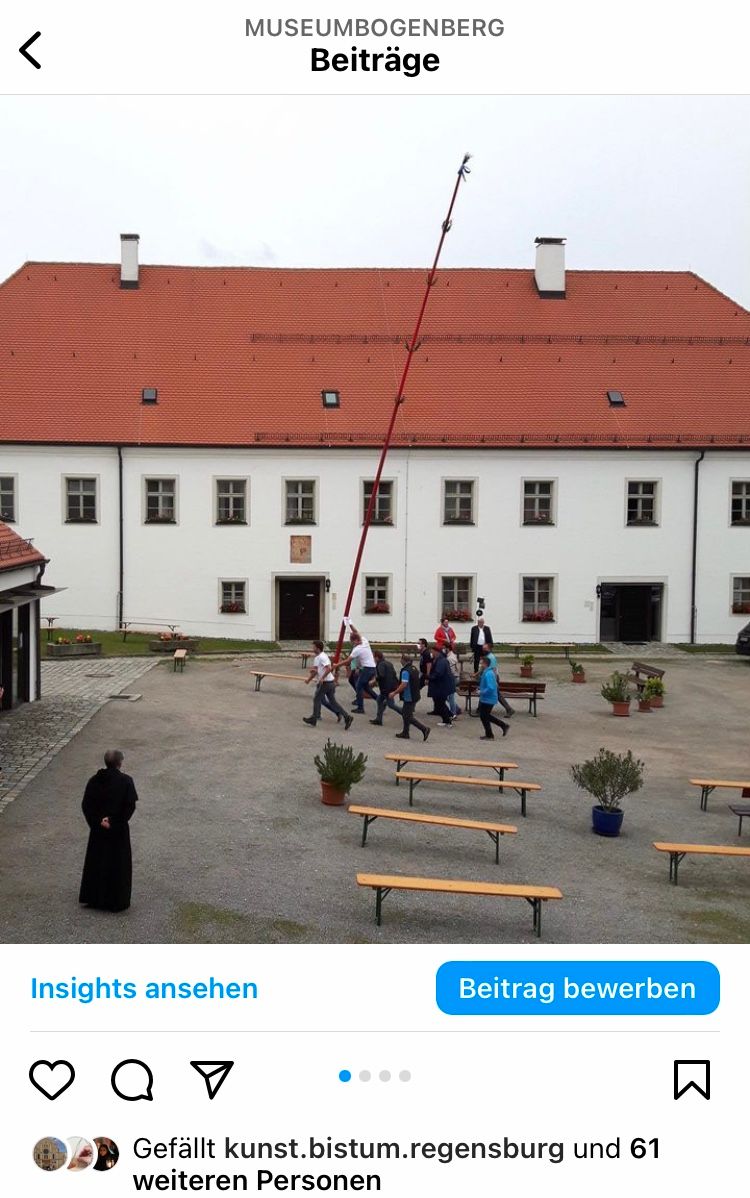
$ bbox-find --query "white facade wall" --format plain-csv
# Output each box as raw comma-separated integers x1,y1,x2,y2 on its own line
2,444,749,643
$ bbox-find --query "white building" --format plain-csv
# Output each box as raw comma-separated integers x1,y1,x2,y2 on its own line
0,523,49,709
1,236,749,645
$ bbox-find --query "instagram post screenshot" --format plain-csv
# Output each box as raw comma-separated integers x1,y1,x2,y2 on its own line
0,1,747,1192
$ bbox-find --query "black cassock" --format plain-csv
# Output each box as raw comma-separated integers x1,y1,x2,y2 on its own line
79,766,138,912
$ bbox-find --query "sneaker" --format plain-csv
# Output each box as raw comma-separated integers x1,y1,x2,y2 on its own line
343,714,353,731
369,719,383,726
351,706,365,714
422,727,431,743
394,732,410,740
500,722,510,737
437,722,454,729
480,734,495,740
302,717,317,727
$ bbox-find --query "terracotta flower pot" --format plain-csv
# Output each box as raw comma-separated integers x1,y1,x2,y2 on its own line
320,781,347,807
638,698,652,713
611,701,630,717
649,695,663,708
572,673,586,683
520,666,533,678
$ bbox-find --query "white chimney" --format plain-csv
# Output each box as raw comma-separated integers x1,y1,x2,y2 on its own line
120,233,140,289
534,236,566,298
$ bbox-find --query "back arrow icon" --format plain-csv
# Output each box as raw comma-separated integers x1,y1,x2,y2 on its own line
20,32,42,69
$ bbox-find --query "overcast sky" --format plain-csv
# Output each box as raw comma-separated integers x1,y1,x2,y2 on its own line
1,95,749,305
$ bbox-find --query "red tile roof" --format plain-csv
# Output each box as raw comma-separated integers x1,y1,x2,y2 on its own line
0,522,45,574
1,262,749,448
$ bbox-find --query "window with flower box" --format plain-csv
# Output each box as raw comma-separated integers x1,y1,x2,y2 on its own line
732,576,750,615
220,580,247,614
522,576,555,622
523,480,555,525
145,478,176,524
443,480,475,525
285,479,316,525
364,575,390,614
65,477,97,523
731,481,750,526
0,476,16,522
216,479,247,524
441,576,473,622
626,480,658,526
362,480,394,525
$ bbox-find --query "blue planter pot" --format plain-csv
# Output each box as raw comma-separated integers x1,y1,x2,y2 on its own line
592,805,624,837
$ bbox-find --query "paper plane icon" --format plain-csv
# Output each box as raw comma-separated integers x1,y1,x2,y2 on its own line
190,1061,234,1100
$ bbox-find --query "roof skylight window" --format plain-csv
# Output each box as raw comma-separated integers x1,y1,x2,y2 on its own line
607,390,626,407
142,388,158,404
321,390,340,409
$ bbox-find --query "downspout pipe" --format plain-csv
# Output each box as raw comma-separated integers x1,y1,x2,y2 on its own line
690,450,705,644
117,447,124,629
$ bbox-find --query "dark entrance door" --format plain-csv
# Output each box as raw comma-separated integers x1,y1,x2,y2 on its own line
0,609,12,711
278,580,321,640
599,584,662,642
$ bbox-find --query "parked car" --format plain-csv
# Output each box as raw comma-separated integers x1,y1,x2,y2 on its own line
736,621,750,655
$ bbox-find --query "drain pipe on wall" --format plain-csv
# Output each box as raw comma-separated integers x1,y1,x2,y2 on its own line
117,446,124,629
689,450,705,644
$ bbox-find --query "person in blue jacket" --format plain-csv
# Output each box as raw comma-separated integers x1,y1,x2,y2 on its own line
428,643,455,727
477,659,509,739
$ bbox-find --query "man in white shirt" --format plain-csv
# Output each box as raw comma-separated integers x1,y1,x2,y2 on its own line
336,623,379,714
303,640,353,729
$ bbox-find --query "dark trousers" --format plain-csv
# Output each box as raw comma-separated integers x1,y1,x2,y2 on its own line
313,681,347,722
400,701,429,738
478,701,508,738
353,666,378,710
433,697,453,725
374,692,402,722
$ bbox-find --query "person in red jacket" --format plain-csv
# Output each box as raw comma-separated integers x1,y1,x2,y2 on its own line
434,616,456,651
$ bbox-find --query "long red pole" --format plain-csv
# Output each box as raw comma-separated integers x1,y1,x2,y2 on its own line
332,154,472,665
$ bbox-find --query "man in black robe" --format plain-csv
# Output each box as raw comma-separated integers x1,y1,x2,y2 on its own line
79,750,138,912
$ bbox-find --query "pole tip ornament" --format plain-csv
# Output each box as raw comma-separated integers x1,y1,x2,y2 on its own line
458,154,472,179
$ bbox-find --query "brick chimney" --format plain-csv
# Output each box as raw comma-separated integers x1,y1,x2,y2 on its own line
534,236,566,298
120,233,140,289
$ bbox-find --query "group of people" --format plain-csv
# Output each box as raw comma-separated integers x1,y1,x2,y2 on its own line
302,616,514,741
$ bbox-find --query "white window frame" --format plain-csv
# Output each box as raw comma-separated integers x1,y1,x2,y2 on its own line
283,477,317,526
63,475,99,524
731,574,750,616
363,574,391,615
215,477,249,526
143,476,178,525
439,574,474,620
442,478,476,526
219,578,248,614
730,479,750,527
0,473,18,523
625,479,660,527
520,574,557,623
522,478,557,526
361,478,396,526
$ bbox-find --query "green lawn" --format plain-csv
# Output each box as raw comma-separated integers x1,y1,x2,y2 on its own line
44,628,278,657
675,643,738,655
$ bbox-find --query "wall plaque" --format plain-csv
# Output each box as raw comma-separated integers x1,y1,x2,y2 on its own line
290,535,312,564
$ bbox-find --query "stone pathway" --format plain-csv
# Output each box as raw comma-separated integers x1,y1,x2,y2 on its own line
0,658,158,814
605,641,690,660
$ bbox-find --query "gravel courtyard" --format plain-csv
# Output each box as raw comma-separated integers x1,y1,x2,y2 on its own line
0,653,747,944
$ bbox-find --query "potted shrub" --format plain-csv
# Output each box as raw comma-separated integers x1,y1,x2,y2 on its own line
600,671,632,717
637,691,652,713
47,633,102,658
643,676,665,708
314,739,368,807
520,653,534,678
570,659,586,683
571,747,645,837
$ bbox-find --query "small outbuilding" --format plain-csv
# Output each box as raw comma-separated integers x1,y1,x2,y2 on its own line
0,522,53,711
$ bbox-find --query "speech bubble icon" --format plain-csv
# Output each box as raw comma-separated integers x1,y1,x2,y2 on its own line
111,1059,154,1102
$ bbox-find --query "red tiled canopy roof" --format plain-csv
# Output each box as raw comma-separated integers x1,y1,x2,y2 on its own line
1,262,749,448
0,522,45,573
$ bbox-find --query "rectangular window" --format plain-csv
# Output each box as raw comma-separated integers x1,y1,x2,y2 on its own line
441,576,472,620
0,476,16,522
364,575,390,614
522,576,555,622
65,477,97,523
731,481,750,526
220,580,246,614
732,576,750,615
285,480,316,524
443,480,475,524
362,480,393,525
216,479,247,524
145,478,176,523
523,480,555,525
626,481,658,526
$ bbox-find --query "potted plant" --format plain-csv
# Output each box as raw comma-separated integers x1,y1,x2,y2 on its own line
637,690,652,713
314,739,368,807
600,671,632,716
520,653,534,678
571,747,645,837
47,632,102,658
643,676,665,708
570,659,586,683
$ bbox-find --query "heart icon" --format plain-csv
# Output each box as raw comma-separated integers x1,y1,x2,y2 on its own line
29,1060,76,1100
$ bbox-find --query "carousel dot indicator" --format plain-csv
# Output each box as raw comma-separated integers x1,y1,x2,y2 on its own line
338,1070,352,1083
399,1070,412,1082
379,1070,391,1082
359,1070,371,1082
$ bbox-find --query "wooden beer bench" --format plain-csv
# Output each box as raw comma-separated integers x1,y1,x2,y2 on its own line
348,805,517,864
250,670,308,692
729,804,750,836
689,778,750,812
384,753,518,784
173,648,188,673
653,841,750,885
511,643,575,660
396,771,541,816
357,872,562,937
